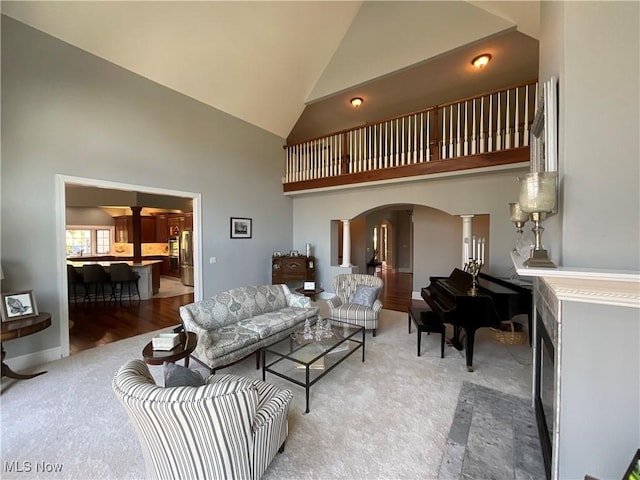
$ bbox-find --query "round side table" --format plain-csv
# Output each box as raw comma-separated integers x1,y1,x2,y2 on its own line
142,331,197,367
1,312,52,380
295,287,324,302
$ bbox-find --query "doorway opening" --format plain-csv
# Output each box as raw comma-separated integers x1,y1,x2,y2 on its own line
56,174,202,357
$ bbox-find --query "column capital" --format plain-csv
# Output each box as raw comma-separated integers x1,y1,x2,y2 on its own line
460,214,475,219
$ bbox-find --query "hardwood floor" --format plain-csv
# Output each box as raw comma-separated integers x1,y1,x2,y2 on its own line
378,269,414,312
68,269,414,354
69,294,193,355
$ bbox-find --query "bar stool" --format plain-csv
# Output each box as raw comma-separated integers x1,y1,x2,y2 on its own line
66,265,84,306
82,264,111,305
109,263,140,305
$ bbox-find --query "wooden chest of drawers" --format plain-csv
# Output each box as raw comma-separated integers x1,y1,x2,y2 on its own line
272,255,315,285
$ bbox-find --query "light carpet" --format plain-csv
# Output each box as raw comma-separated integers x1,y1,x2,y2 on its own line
1,306,538,480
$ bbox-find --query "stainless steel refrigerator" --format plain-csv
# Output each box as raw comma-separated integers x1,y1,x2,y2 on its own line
179,230,194,286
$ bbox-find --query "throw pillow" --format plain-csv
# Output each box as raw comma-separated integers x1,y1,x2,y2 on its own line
163,361,205,387
350,285,380,308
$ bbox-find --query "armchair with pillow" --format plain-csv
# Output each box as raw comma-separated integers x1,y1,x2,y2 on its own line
327,273,384,336
113,360,292,480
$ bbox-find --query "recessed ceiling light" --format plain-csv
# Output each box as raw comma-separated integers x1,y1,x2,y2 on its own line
351,97,363,108
471,54,492,68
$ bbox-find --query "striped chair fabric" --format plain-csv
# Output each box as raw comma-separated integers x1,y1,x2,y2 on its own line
112,360,292,480
327,274,384,335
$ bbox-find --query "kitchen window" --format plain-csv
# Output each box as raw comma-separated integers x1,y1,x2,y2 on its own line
66,226,114,256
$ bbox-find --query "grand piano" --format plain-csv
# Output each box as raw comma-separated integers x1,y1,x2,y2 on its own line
421,268,532,371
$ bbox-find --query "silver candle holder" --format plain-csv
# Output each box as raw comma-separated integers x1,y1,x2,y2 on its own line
509,202,530,255
519,172,558,268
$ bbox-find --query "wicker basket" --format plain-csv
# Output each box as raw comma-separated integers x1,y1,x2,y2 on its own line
490,321,527,345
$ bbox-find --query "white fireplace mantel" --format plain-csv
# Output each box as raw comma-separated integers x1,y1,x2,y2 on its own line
520,252,639,480
511,252,640,309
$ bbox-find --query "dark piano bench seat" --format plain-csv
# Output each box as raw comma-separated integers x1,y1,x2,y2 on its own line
408,307,445,358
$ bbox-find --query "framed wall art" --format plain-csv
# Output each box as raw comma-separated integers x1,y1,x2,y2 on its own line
230,217,252,239
1,290,39,322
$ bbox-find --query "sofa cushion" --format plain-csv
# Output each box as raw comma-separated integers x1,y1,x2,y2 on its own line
331,303,379,322
238,307,312,339
350,284,381,307
199,285,289,326
163,361,205,387
208,324,262,358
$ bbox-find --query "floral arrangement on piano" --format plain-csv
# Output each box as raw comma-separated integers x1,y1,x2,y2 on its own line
463,235,485,296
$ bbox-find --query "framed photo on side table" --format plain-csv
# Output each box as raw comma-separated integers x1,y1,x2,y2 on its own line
1,290,38,322
230,217,252,239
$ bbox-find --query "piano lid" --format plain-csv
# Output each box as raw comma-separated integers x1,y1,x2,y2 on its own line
430,268,473,295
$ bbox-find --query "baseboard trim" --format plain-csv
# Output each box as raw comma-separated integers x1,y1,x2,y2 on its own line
4,347,62,372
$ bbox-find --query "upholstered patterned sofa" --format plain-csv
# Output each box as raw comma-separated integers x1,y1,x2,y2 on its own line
180,284,318,372
113,359,292,480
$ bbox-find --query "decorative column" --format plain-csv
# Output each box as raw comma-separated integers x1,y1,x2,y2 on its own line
131,206,143,263
340,219,351,267
460,214,474,267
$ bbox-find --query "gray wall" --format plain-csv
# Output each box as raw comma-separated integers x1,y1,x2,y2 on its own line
538,2,640,477
548,1,639,270
292,169,526,295
560,301,639,480
66,207,115,226
1,16,292,358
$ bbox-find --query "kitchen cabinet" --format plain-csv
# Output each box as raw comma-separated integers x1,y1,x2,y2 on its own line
115,216,157,243
138,217,155,242
168,215,180,236
155,214,168,243
115,216,131,243
151,262,161,295
161,257,170,275
167,213,193,234
141,217,156,243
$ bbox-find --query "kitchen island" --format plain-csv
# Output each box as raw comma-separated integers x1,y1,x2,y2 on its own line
67,260,162,299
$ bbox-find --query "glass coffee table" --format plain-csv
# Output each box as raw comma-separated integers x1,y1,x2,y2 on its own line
262,318,365,413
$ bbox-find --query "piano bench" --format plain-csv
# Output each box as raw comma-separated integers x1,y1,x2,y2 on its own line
408,307,445,358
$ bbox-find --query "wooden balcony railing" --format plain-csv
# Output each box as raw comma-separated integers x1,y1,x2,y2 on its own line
283,80,537,193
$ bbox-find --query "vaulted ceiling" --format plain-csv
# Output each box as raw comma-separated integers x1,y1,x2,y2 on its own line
1,1,539,143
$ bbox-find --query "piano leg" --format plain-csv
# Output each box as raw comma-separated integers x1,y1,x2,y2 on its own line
464,328,477,372
449,325,464,351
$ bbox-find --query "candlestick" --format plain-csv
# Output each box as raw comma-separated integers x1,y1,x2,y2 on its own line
464,258,484,296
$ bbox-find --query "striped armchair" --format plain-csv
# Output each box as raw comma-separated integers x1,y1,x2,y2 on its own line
113,360,292,480
327,274,384,336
